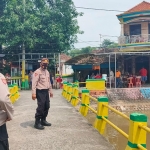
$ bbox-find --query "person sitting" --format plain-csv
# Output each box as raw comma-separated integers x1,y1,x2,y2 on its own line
95,73,102,79
90,73,95,79
28,71,33,89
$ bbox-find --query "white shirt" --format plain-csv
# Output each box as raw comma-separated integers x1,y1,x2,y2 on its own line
110,71,114,81
0,73,14,126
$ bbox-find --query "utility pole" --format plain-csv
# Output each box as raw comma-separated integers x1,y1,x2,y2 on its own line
99,34,105,53
99,34,102,50
58,53,61,75
22,0,26,89
99,34,102,74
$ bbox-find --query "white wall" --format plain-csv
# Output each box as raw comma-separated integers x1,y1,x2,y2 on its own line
62,64,74,75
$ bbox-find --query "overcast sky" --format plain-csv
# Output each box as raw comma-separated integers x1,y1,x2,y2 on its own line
73,0,148,49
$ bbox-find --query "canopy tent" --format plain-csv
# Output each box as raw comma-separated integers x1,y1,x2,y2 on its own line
66,51,150,88
95,52,150,88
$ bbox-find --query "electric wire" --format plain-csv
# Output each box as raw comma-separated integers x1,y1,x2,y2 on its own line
75,6,125,12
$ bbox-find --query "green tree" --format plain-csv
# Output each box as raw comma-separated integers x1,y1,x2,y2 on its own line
68,49,81,57
0,0,7,17
81,46,94,53
102,39,118,48
0,0,8,53
108,42,118,48
0,0,82,54
69,46,95,57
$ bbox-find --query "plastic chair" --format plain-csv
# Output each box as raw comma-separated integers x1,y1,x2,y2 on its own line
136,77,141,87
127,77,133,88
105,77,109,87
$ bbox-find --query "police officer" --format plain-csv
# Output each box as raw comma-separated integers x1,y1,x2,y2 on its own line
0,73,14,150
32,58,53,130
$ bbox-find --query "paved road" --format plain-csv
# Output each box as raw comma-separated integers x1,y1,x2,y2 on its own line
7,90,114,150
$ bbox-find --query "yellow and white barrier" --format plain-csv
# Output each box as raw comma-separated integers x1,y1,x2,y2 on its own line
62,81,150,150
9,84,20,104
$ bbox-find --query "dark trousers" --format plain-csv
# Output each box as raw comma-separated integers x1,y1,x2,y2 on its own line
116,77,121,88
29,82,32,89
35,89,50,119
0,124,9,150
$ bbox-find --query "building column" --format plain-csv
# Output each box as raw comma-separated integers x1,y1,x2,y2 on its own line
132,57,135,75
120,23,124,36
121,57,124,74
148,56,150,83
125,61,128,73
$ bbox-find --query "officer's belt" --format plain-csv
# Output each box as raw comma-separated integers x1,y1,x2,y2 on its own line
36,89,49,92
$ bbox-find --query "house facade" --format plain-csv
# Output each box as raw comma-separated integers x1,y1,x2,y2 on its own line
116,1,150,81
64,1,150,83
117,1,150,51
58,54,73,75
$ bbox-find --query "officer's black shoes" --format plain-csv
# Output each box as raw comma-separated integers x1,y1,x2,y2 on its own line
34,118,45,130
34,118,51,129
34,123,45,130
41,119,51,126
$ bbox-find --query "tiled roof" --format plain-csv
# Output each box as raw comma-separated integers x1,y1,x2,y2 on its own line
60,54,71,62
91,48,119,54
125,1,150,14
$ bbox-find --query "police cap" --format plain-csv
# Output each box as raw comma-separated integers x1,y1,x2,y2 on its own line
41,58,49,64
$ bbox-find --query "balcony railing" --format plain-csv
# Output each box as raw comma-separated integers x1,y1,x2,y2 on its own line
118,34,150,45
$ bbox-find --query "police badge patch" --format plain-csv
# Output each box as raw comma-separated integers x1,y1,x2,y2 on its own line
35,73,38,77
1,79,7,84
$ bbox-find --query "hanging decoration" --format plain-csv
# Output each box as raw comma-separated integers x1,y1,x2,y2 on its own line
92,65,100,70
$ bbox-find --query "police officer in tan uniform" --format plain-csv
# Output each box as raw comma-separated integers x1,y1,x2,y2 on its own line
0,73,14,150
32,58,53,130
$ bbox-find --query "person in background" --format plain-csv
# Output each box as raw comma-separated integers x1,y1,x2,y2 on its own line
28,71,33,89
0,73,14,150
55,76,58,89
50,74,54,89
110,70,114,82
90,73,95,79
95,73,102,79
56,76,62,89
125,72,130,78
52,76,55,89
5,73,11,85
139,67,147,85
116,69,121,88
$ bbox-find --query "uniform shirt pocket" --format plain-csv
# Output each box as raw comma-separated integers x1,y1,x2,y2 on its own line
40,74,46,82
